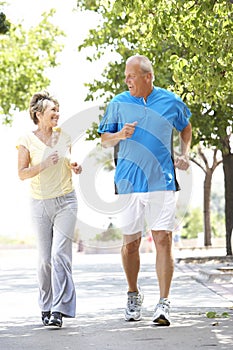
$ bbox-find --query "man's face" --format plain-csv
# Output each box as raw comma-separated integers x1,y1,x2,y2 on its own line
124,60,151,98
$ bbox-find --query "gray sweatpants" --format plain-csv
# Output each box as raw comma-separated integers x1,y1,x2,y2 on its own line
31,191,77,318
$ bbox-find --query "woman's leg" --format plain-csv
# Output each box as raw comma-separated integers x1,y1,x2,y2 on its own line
31,199,53,312
51,232,76,317
51,192,77,317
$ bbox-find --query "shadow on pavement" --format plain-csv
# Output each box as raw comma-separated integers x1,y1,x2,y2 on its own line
0,307,233,350
0,251,233,349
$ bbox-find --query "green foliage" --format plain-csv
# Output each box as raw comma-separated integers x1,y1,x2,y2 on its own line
0,11,10,34
77,0,233,253
181,207,203,239
181,207,225,239
206,311,230,319
0,9,65,124
0,233,36,246
211,189,225,217
90,144,115,171
211,212,225,237
94,223,122,241
77,0,233,154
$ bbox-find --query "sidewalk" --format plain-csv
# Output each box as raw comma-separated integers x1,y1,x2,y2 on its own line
0,248,233,350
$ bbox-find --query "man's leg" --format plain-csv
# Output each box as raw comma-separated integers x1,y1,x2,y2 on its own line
152,230,174,298
121,232,144,321
152,230,173,325
121,232,141,292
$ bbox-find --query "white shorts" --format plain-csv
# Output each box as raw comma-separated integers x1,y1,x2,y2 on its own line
116,191,176,235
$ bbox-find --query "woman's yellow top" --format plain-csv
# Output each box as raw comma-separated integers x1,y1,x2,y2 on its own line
17,128,74,199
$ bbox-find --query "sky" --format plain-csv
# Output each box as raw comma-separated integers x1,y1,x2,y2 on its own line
0,0,224,243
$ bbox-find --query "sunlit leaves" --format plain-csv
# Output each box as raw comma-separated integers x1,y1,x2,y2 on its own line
0,9,65,124
77,0,233,154
0,11,10,34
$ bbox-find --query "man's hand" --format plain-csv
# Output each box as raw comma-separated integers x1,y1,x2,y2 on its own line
120,121,138,139
101,121,138,148
174,155,190,170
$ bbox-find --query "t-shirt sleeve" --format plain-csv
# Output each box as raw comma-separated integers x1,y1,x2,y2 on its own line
61,130,71,147
16,134,30,150
98,102,119,134
173,98,192,132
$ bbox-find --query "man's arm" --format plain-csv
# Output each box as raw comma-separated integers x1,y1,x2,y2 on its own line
101,131,123,148
180,122,192,156
101,121,137,148
174,122,192,170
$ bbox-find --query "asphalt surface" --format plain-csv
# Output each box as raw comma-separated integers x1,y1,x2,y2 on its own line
0,248,233,350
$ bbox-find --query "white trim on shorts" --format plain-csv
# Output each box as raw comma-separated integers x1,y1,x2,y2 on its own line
116,191,176,235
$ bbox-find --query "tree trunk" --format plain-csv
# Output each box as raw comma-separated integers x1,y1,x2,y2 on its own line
222,154,233,256
203,170,212,246
194,147,222,247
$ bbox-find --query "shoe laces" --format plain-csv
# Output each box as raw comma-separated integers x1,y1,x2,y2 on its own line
127,293,142,311
157,299,170,311
52,312,62,319
42,311,50,319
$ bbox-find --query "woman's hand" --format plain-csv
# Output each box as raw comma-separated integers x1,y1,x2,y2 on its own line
70,162,82,175
44,151,59,168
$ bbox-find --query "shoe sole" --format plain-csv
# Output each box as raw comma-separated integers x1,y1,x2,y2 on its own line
48,321,62,328
42,318,50,326
124,311,142,322
153,316,170,326
125,316,142,322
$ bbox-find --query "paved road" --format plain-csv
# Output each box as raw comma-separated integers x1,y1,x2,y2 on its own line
0,248,233,350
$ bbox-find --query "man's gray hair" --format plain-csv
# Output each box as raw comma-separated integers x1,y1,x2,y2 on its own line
126,55,154,81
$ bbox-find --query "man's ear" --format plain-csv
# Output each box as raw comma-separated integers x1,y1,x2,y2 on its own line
146,72,152,82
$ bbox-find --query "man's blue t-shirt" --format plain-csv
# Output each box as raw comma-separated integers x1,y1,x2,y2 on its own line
98,87,191,194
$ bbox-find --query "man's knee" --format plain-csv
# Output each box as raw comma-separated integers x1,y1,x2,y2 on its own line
122,236,141,255
152,230,172,247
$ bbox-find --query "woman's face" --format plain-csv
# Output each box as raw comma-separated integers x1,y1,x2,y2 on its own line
37,100,59,128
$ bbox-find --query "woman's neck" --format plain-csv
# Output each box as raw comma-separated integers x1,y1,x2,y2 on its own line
36,126,53,135
34,127,53,146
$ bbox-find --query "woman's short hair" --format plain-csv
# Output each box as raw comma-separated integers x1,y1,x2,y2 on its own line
29,91,58,125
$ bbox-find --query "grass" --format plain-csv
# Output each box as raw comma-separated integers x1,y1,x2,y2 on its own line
0,234,36,247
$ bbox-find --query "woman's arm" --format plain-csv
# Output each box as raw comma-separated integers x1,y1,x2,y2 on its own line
17,145,59,180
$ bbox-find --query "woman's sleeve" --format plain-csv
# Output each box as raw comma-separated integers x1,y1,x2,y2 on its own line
16,134,30,150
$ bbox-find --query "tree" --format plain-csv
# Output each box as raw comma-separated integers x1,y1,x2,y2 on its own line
181,207,203,240
77,0,233,254
0,11,10,34
0,9,65,124
191,147,222,246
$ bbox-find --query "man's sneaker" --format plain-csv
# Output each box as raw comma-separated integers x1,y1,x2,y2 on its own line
49,312,63,327
41,311,51,326
124,288,144,321
152,298,170,326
